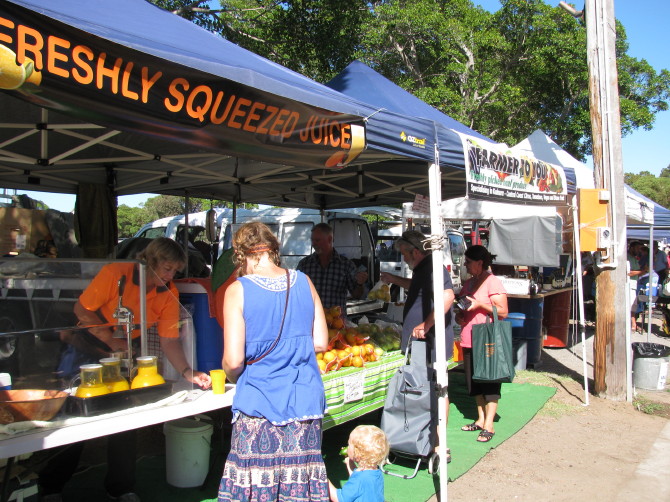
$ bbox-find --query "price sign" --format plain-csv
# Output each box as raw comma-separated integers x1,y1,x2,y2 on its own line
412,194,430,214
342,371,365,403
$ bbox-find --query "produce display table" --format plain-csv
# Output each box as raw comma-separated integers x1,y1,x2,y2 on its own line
321,351,458,430
322,351,404,430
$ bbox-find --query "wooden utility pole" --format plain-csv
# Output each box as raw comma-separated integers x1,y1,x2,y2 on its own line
584,0,628,399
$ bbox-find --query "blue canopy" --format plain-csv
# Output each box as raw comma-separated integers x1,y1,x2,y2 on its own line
0,0,456,208
327,61,486,173
626,187,670,241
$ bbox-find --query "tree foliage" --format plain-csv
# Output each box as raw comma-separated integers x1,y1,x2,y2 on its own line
625,171,670,208
115,195,234,238
148,0,670,163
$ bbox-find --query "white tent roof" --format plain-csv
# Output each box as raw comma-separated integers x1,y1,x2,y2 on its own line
511,130,595,189
511,130,653,225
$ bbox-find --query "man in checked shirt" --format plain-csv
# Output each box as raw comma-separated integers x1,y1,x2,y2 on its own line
297,223,368,316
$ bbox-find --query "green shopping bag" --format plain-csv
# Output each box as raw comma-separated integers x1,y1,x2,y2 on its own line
472,306,515,383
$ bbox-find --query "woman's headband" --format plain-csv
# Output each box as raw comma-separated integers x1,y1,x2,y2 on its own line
248,244,271,254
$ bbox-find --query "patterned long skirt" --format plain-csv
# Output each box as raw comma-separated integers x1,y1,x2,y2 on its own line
217,414,329,502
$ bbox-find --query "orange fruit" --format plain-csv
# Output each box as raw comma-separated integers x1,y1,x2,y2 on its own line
317,359,327,373
332,317,344,329
316,352,323,360
350,345,362,357
364,344,375,355
351,356,364,368
325,313,334,326
339,353,352,367
323,351,337,363
0,45,26,90
329,306,342,317
345,332,357,346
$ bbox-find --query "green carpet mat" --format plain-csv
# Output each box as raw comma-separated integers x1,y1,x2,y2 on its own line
63,373,555,502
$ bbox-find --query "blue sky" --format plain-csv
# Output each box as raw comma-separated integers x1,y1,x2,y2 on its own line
14,0,670,211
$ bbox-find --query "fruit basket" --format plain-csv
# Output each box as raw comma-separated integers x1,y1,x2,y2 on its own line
0,389,69,424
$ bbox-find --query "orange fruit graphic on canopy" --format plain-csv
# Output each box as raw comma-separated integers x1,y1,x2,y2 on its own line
0,45,26,90
23,57,41,86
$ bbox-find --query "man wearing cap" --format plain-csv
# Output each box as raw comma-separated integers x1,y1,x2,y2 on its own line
380,230,455,353
297,223,368,314
380,229,455,461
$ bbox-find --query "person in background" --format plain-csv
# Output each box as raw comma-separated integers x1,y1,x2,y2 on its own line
39,237,211,502
297,223,368,315
637,244,650,272
380,230,455,462
653,241,668,284
628,241,646,334
328,425,389,502
218,222,330,502
456,245,508,443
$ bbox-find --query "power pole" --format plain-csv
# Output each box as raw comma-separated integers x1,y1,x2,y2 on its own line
585,0,628,400
560,0,628,400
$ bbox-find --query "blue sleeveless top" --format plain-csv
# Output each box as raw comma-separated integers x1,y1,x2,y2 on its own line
231,269,326,425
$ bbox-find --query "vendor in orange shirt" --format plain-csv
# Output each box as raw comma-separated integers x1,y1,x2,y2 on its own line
40,238,210,502
74,237,211,389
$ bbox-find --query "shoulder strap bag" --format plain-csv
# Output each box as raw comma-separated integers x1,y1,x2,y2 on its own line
247,268,290,365
472,305,515,383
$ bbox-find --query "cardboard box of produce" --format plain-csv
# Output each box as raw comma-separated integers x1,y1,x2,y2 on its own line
0,208,52,256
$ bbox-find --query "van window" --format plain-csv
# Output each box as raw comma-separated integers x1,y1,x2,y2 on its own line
376,240,401,263
176,224,206,243
136,226,167,239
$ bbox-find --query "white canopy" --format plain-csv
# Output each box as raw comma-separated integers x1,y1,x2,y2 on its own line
511,130,653,225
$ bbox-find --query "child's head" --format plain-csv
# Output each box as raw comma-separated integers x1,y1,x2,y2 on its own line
348,425,390,469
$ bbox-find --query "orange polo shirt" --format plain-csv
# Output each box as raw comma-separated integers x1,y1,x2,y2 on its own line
79,262,180,339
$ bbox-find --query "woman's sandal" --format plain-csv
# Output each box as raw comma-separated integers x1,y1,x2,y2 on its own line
477,430,495,442
461,423,483,432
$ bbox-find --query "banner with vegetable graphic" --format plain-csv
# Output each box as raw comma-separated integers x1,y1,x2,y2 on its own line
460,134,568,206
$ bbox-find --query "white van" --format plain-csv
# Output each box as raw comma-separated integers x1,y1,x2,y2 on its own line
221,207,377,280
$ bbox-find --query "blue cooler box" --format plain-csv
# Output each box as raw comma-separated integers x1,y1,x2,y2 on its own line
176,282,223,374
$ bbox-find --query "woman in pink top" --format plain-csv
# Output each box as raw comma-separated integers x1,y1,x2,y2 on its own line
455,245,508,443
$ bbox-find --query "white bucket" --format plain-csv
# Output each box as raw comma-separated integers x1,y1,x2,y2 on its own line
633,357,670,391
163,416,213,487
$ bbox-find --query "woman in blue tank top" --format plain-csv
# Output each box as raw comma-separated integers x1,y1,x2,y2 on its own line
218,222,330,502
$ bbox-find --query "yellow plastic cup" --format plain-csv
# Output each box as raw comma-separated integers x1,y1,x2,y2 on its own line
210,369,226,394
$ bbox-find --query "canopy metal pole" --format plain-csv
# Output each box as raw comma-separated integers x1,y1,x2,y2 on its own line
572,197,590,405
139,261,148,356
428,148,448,502
183,191,190,277
646,226,653,341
